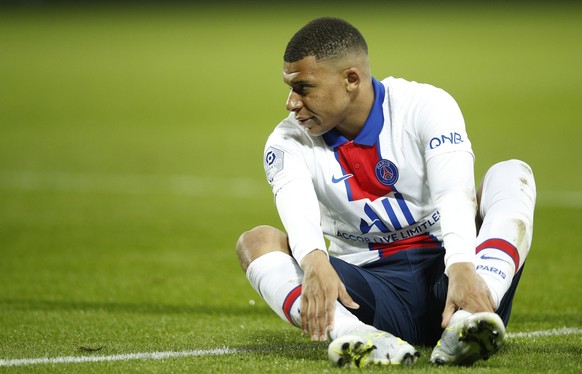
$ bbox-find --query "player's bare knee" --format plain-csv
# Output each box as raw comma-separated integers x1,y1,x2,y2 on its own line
235,225,289,271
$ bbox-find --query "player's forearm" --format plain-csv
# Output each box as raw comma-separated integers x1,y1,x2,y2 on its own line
426,151,477,274
275,179,328,267
438,192,477,273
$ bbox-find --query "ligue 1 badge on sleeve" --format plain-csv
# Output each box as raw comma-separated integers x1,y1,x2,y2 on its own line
375,159,399,186
265,147,284,182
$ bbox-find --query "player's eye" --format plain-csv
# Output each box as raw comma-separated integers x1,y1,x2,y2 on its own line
295,84,311,95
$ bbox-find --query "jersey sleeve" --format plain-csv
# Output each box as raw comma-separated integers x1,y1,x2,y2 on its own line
413,86,477,273
414,86,473,161
263,123,328,266
426,152,477,272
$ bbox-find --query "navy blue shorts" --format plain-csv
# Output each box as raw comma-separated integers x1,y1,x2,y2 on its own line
330,247,524,346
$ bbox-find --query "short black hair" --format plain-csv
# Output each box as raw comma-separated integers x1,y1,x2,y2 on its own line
284,17,368,63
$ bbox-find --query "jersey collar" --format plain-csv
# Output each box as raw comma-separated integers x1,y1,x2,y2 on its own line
322,77,385,148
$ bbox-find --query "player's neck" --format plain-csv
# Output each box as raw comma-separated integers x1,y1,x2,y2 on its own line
335,80,375,141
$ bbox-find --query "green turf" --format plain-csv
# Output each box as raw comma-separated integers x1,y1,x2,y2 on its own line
0,2,581,372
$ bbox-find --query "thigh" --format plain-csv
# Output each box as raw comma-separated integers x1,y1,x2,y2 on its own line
330,247,447,346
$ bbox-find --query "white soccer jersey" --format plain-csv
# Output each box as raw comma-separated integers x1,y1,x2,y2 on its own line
264,77,478,271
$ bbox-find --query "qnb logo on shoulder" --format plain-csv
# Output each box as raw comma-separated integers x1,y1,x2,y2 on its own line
429,132,464,149
375,159,399,186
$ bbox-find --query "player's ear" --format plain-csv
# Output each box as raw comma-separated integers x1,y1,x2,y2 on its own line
344,67,361,92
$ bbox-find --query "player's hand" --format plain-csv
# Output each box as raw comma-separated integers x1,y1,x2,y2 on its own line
441,262,495,328
300,250,359,342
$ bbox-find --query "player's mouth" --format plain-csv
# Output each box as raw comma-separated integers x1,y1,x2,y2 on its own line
296,116,313,126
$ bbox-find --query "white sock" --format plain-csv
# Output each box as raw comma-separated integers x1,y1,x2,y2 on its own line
246,251,366,337
328,303,368,340
476,160,536,309
246,251,304,326
475,247,515,309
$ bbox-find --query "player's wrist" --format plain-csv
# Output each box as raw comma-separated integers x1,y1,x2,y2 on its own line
444,253,475,275
299,249,329,270
447,262,478,286
447,262,475,274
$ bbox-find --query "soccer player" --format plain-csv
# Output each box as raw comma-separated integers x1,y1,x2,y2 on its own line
236,17,536,367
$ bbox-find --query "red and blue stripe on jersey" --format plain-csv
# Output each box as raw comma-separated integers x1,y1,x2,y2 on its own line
372,233,442,258
323,78,392,202
335,142,394,201
323,78,442,257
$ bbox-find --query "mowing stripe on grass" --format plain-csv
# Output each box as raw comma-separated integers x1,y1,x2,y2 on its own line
0,171,265,198
537,190,582,209
1,171,581,207
1,328,580,367
0,347,238,367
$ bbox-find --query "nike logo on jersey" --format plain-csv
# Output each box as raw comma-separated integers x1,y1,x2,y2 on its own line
480,254,508,263
331,174,353,183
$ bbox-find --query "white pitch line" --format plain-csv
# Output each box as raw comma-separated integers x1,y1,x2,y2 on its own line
1,328,581,367
0,347,238,367
507,327,582,339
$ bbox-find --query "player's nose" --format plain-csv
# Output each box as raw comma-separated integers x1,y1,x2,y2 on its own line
286,90,303,112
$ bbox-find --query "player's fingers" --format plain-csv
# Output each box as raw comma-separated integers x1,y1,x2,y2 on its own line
471,297,493,313
300,293,309,336
441,302,456,328
304,290,323,342
324,292,336,336
314,294,327,341
467,290,494,313
338,283,359,310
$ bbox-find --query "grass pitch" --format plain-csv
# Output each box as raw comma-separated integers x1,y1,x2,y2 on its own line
0,2,581,372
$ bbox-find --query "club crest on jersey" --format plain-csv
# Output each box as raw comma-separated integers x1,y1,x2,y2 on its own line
375,159,399,186
265,147,284,182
